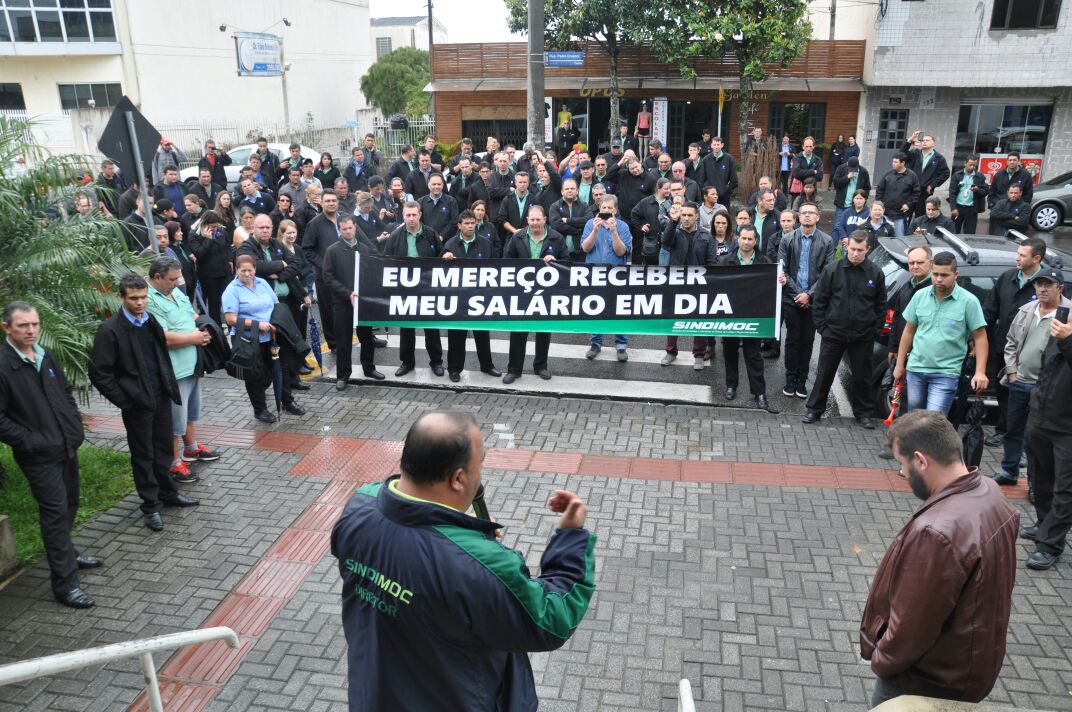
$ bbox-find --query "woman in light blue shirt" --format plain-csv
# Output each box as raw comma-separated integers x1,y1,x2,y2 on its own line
221,254,304,423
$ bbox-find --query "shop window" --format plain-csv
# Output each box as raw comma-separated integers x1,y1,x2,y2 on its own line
878,109,909,150
991,0,1062,29
0,83,26,110
953,103,1052,167
769,103,826,145
58,82,122,109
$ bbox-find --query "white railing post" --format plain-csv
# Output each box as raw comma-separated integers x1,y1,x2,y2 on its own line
139,651,163,712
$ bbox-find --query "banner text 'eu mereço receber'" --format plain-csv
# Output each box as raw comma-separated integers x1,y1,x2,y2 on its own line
354,255,781,338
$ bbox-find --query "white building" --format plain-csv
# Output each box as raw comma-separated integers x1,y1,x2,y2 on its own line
0,0,372,150
370,15,446,59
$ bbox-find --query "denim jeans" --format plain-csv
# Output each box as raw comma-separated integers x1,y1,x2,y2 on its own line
591,333,628,349
905,371,958,415
833,206,846,237
892,216,908,237
1000,379,1035,477
870,677,904,709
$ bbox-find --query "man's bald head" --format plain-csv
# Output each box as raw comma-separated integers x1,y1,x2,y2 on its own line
400,411,481,485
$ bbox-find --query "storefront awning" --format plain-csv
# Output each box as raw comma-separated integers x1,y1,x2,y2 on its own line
425,77,864,93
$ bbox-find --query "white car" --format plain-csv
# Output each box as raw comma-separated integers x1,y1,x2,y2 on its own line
179,143,322,189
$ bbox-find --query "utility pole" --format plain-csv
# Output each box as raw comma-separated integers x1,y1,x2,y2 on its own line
427,0,435,117
829,0,837,42
527,0,545,147
279,36,291,135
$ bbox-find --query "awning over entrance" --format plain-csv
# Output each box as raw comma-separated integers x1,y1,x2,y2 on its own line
425,78,865,93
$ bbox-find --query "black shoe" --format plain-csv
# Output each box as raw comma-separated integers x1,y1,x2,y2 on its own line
363,369,385,380
373,337,388,348
144,512,164,531
984,433,1005,447
290,381,311,391
755,394,768,410
535,368,552,380
449,371,461,382
724,387,736,401
1020,526,1038,541
782,380,796,397
991,472,1019,486
283,401,306,416
254,410,277,424
801,411,821,424
795,383,808,399
431,364,445,377
298,364,313,375
503,373,519,384
335,379,348,391
856,416,875,430
585,344,600,360
76,555,103,569
482,367,502,378
1027,551,1060,570
54,587,95,609
395,364,414,377
162,494,200,508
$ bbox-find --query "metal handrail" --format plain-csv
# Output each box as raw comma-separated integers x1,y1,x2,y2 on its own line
0,626,239,712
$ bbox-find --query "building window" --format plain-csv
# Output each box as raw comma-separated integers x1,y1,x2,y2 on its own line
769,103,827,145
990,0,1062,29
0,83,26,110
0,0,116,43
954,102,1053,167
57,82,122,109
376,36,392,59
877,109,909,150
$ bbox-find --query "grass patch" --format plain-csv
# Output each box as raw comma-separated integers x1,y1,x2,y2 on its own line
0,443,133,568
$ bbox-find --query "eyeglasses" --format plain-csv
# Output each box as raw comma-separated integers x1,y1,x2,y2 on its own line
799,211,819,216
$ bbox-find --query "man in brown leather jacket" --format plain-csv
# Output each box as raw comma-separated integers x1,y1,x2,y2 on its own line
861,410,1018,708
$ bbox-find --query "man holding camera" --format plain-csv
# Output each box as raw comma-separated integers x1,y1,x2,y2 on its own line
581,195,632,362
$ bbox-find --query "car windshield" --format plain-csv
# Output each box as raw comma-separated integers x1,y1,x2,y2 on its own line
1043,170,1072,186
229,147,252,165
868,243,905,283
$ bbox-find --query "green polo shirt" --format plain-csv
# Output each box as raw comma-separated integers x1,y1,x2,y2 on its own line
147,284,199,379
737,251,756,265
1017,267,1040,289
903,284,986,376
527,230,545,258
406,230,420,258
7,338,44,372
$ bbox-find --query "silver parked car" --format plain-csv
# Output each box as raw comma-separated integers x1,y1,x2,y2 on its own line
1030,169,1072,231
179,142,321,190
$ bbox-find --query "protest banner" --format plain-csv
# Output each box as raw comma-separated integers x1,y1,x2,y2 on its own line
354,256,781,338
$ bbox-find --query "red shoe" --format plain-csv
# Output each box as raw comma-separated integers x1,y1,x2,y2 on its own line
169,460,200,484
181,443,220,462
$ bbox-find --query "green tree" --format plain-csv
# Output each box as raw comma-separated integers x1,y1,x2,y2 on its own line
0,116,144,399
506,0,638,148
360,47,430,116
633,1,812,158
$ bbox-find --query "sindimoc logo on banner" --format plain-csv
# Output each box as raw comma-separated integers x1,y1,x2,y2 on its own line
355,256,781,338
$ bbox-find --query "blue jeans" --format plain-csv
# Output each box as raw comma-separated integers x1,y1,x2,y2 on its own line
892,216,908,237
591,333,627,349
833,207,847,237
1000,379,1035,477
905,371,958,415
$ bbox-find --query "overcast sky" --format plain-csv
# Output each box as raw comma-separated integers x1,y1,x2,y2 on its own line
369,0,523,43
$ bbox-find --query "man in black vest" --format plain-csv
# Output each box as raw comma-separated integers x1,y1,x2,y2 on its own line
89,274,199,533
0,301,100,608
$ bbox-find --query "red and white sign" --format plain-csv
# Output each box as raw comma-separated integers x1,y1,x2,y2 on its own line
979,154,1044,186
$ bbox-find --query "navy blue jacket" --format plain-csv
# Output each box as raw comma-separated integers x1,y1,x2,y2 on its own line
332,478,596,711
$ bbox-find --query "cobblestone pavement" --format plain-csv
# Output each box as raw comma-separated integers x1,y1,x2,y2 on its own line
0,377,1067,712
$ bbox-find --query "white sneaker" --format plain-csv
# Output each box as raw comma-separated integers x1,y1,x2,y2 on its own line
693,356,704,370
660,353,676,366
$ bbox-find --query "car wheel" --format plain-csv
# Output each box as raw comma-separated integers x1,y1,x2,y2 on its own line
873,384,893,419
1031,203,1063,232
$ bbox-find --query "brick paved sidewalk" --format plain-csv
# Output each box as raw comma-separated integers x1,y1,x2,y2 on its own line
0,378,1066,712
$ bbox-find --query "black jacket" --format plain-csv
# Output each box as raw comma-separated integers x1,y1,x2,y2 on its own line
699,151,739,199
605,163,654,219
791,152,823,187
630,194,670,258
323,235,379,302
448,171,477,206
442,234,495,260
983,267,1041,360
404,169,434,199
861,219,897,250
549,198,590,256
0,344,84,464
749,208,782,259
314,165,341,189
238,191,276,215
874,170,921,220
117,187,139,220
948,169,988,213
95,171,129,216
301,213,342,273
832,164,872,208
888,275,932,355
988,166,1034,208
269,302,312,371
900,143,950,208
419,193,460,240
718,248,771,267
484,170,514,226
121,213,152,252
812,258,888,342
235,236,306,303
496,191,535,234
188,223,233,280
502,228,567,260
198,152,232,188
193,314,230,374
353,211,388,246
778,228,836,302
384,224,441,258
1029,334,1072,432
989,198,1030,235
343,162,371,194
383,157,412,187
188,182,225,209
661,221,718,266
909,214,956,235
88,313,180,411
466,178,491,212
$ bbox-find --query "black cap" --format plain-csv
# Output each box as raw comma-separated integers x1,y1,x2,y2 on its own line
610,138,622,147
579,160,594,169
847,157,860,168
154,198,174,212
1034,268,1065,285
